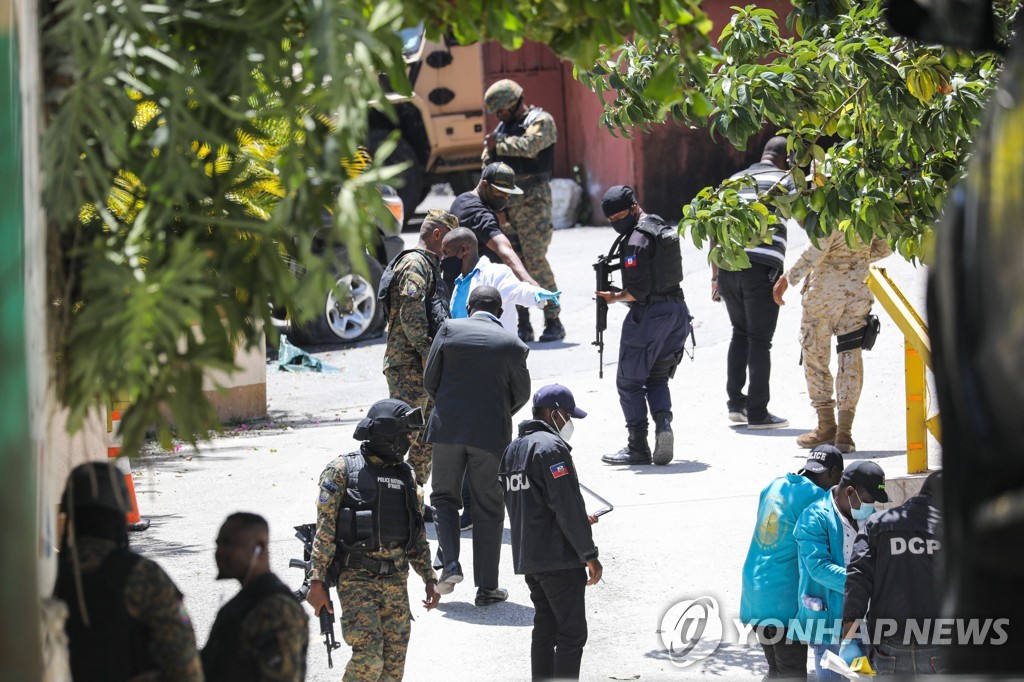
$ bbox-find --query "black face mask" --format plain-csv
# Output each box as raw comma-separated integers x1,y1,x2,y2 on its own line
611,212,639,235
439,256,462,290
486,192,509,212
365,432,412,464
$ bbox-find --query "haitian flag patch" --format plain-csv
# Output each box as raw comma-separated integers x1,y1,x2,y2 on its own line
549,462,569,479
624,255,637,268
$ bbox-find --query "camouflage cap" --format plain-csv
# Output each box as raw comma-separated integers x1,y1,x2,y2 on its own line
484,79,524,114
424,208,459,231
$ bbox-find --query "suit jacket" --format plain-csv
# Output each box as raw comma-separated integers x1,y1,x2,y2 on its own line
423,312,531,454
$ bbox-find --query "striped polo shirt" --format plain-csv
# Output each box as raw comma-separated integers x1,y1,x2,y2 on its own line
729,161,797,270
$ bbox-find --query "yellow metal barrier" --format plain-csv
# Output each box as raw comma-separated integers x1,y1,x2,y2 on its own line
866,266,938,474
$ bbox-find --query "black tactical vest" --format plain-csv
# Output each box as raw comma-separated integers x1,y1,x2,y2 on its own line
495,107,555,181
201,572,300,682
334,453,420,555
54,549,158,682
379,249,450,339
635,215,684,296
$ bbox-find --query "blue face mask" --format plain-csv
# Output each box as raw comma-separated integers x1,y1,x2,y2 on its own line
851,488,876,521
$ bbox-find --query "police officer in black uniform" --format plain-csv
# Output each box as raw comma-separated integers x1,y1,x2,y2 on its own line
499,384,602,681
596,185,691,466
840,471,945,674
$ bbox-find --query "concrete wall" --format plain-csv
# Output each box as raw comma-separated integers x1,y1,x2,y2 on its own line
201,335,268,424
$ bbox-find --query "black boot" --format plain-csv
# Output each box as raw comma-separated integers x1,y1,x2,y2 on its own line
517,307,534,342
538,317,566,342
602,430,652,465
652,411,674,465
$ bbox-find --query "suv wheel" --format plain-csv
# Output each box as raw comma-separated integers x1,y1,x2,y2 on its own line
293,258,385,344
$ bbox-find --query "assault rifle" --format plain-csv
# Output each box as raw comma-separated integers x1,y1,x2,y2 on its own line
290,523,342,668
593,234,626,378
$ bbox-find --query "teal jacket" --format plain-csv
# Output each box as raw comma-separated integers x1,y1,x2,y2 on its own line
740,474,828,624
793,491,848,644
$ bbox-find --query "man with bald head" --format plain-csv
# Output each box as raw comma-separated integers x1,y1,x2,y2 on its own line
424,286,532,605
203,513,308,681
442,228,560,334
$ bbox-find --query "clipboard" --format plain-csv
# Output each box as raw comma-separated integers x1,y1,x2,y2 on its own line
579,483,614,517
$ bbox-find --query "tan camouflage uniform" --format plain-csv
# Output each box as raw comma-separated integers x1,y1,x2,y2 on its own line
383,248,440,485
309,453,436,682
785,231,892,412
237,593,308,681
69,536,203,681
483,106,561,321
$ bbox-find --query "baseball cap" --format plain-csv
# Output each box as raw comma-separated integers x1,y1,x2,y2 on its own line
601,185,636,217
800,444,844,474
841,460,889,502
481,162,523,195
424,208,458,231
533,384,587,419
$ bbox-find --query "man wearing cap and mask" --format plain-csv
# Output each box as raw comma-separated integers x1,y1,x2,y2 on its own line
596,185,691,466
499,384,602,681
448,162,539,294
306,399,441,682
378,208,458,486
794,460,889,681
741,446,845,680
482,78,564,343
203,512,308,681
53,462,203,681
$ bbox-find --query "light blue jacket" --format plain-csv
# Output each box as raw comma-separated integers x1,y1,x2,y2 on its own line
740,474,828,624
793,491,848,645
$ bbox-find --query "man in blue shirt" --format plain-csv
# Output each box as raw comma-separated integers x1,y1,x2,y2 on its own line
741,445,844,679
794,460,888,681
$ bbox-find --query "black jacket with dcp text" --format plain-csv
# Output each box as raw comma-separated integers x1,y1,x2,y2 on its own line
499,420,598,575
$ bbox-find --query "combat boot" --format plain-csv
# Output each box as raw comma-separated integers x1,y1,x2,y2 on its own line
652,411,674,465
796,408,837,449
517,307,534,342
835,410,856,453
538,317,566,342
602,430,652,465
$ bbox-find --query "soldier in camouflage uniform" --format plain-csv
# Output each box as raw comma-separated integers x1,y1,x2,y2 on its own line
380,208,458,485
482,78,565,343
306,399,441,682
53,462,203,682
773,231,892,452
203,513,308,681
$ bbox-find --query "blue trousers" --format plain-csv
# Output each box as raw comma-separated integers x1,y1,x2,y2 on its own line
616,300,690,431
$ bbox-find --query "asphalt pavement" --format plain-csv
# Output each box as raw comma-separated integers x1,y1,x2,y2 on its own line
132,212,938,681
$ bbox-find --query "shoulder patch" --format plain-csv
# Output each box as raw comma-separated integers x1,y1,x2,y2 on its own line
404,280,420,298
319,478,341,503
549,462,569,479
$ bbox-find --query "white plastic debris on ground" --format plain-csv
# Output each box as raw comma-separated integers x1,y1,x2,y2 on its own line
550,178,582,230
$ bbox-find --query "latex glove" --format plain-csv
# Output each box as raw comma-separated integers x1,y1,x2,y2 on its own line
534,290,561,305
838,639,864,665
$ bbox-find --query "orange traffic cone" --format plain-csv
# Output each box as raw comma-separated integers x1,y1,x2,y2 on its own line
107,408,150,532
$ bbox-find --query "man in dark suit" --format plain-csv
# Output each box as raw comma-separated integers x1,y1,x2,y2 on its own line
424,285,532,606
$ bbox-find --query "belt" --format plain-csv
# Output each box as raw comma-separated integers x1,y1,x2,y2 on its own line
647,293,685,304
341,553,406,577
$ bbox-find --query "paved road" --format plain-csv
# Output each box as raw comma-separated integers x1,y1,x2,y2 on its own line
133,220,937,681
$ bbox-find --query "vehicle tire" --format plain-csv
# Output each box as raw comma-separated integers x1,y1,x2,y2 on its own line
292,257,385,345
369,132,425,228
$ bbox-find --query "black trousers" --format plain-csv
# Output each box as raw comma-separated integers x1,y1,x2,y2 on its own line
756,625,808,680
526,567,588,681
430,443,504,588
718,263,781,422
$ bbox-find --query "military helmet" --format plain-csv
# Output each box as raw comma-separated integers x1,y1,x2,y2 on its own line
60,462,132,514
353,398,425,441
484,79,524,114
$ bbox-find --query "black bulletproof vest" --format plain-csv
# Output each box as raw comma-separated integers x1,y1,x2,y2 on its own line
495,107,555,180
201,572,298,682
379,250,450,339
54,548,158,682
334,453,420,554
635,215,684,295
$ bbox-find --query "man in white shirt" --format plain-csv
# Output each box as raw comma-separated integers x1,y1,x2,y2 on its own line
440,228,560,334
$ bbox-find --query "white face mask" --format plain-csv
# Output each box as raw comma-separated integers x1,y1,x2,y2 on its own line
554,412,574,442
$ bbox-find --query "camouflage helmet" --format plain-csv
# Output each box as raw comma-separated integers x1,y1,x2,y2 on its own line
484,79,524,114
60,462,132,514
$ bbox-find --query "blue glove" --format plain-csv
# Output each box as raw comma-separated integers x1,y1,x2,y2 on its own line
838,639,864,665
534,290,561,305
